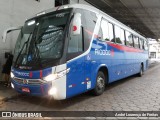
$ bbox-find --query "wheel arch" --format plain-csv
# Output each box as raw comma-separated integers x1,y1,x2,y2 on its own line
96,64,109,85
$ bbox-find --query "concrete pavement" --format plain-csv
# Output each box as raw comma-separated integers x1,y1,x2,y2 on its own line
0,82,18,103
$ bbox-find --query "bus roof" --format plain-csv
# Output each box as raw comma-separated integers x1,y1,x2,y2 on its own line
27,4,146,40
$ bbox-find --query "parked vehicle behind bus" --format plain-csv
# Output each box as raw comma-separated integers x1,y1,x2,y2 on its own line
11,4,149,100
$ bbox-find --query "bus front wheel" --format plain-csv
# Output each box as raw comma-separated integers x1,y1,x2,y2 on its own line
92,71,105,96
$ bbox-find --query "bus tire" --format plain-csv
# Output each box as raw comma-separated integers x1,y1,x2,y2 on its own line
138,65,143,77
92,71,105,96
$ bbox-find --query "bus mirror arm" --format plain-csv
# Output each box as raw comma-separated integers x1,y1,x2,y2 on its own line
2,26,22,43
82,26,84,51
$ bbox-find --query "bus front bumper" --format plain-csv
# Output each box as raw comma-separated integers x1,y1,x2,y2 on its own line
11,79,52,97
11,75,67,100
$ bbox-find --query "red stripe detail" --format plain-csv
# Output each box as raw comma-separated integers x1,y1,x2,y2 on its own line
40,70,43,79
85,29,143,53
107,42,143,53
29,72,33,78
111,49,114,57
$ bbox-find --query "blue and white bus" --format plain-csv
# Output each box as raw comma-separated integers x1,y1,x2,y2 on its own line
11,4,149,100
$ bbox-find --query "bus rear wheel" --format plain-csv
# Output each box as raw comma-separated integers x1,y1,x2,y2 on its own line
92,71,105,96
138,65,143,77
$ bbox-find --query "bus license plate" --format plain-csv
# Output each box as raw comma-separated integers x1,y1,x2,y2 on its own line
22,87,30,93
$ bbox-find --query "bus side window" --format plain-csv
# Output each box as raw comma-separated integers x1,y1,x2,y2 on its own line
144,40,149,50
114,25,121,44
120,28,125,45
81,9,97,51
133,35,139,48
100,19,109,41
68,10,85,54
142,39,145,49
108,23,115,42
125,31,133,47
68,26,83,53
114,25,125,45
139,38,143,49
67,9,97,60
98,27,103,40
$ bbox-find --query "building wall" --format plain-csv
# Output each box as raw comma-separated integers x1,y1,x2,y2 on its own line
148,39,160,59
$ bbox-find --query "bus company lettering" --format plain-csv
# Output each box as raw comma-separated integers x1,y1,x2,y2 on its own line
95,49,111,56
15,71,29,77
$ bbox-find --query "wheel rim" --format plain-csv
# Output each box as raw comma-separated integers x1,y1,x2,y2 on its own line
97,76,105,90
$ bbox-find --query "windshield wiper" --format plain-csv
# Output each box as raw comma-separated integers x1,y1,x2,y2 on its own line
15,32,32,66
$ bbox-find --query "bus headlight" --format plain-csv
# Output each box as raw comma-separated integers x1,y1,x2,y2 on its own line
43,68,70,82
11,83,14,89
48,87,57,96
11,72,15,78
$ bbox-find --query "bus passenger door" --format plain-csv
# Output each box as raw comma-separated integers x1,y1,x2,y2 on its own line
66,12,85,98
66,56,85,98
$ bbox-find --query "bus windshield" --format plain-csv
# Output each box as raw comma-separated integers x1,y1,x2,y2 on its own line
13,9,72,70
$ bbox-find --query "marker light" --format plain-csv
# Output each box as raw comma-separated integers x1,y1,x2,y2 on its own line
11,72,15,78
64,6,69,9
27,20,35,26
11,83,14,89
43,68,70,82
36,11,45,16
48,87,57,96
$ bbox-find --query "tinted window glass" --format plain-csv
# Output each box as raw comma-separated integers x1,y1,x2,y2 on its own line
67,9,97,57
139,38,144,49
125,31,133,47
133,35,139,48
55,0,69,7
109,23,115,42
68,28,83,53
68,9,84,53
114,25,125,44
114,25,121,44
100,19,109,41
120,29,125,45
144,40,148,50
98,27,103,40
74,9,97,51
84,10,97,50
14,9,71,67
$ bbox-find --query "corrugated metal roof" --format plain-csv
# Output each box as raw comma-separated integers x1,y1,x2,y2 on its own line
85,0,160,39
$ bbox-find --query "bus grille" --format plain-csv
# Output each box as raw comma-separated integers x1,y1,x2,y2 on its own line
13,77,46,85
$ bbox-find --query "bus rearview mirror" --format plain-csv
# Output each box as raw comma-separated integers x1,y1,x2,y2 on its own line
72,13,81,35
